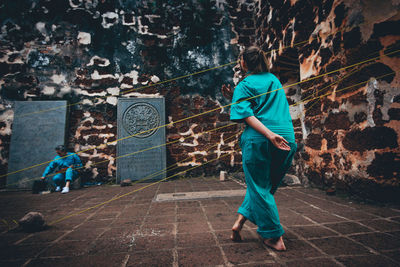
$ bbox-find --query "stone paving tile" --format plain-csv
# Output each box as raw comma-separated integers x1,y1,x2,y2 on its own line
20,230,68,244
141,223,175,236
177,212,207,223
97,226,136,240
177,246,225,266
0,243,46,260
381,249,400,263
360,218,400,232
336,255,399,267
62,227,105,241
274,239,324,260
280,213,314,226
285,258,341,266
110,217,143,227
130,234,175,252
88,237,133,254
308,236,372,256
323,221,373,235
214,229,259,244
1,178,400,266
289,225,338,239
221,243,274,265
127,249,174,266
176,232,216,248
0,231,34,246
349,232,400,251
39,240,93,257
177,221,210,234
28,253,127,267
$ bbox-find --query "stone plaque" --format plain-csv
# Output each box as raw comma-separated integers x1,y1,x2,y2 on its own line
7,101,68,189
117,98,166,182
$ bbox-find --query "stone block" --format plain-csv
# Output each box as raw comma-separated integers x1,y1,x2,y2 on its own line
7,101,68,189
117,98,166,182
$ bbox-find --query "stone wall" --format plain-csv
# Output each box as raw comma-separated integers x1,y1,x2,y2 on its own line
0,0,399,202
0,0,242,186
235,0,399,201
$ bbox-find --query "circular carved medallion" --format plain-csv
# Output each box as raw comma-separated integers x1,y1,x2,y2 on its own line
122,102,160,138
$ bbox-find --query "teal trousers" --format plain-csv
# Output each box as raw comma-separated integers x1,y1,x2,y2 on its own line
238,137,297,239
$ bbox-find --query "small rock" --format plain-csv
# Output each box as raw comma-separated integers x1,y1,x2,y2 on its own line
282,174,301,186
121,179,132,187
18,212,45,232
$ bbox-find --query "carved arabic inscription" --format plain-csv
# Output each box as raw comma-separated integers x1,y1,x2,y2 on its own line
122,102,160,138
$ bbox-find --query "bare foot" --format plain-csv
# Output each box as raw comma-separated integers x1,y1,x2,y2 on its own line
263,236,286,251
231,215,246,242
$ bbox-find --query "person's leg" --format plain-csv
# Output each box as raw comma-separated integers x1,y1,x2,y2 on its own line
242,139,286,250
263,142,297,250
231,214,246,241
52,173,64,191
62,167,76,193
270,143,297,195
231,189,252,241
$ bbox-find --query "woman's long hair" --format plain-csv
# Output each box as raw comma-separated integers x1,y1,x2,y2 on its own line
241,46,269,73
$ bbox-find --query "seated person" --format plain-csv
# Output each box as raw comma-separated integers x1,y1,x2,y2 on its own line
41,145,83,194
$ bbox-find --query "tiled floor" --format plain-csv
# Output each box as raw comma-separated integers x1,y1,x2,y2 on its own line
0,177,399,266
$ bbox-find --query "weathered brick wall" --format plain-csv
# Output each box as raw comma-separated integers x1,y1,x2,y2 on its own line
1,0,399,201
0,0,242,186
242,0,399,201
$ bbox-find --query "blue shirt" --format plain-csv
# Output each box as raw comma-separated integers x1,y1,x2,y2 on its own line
230,72,295,142
42,152,83,177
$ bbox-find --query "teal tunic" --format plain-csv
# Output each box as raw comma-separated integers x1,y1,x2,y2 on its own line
230,72,297,239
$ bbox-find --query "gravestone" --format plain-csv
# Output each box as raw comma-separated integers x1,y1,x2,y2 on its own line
117,98,166,182
7,101,68,189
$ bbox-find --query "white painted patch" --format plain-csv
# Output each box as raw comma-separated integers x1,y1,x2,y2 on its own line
121,92,161,98
106,96,118,105
51,74,66,84
102,12,119,29
69,0,80,8
73,88,107,97
122,12,136,26
189,151,207,156
59,85,72,96
77,32,91,45
91,70,116,80
107,87,120,95
35,22,46,35
42,86,55,95
82,99,93,105
124,70,139,85
150,75,160,83
136,16,167,39
87,56,110,67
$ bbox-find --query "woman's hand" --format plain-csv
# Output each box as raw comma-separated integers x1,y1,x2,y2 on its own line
221,84,233,101
269,133,290,151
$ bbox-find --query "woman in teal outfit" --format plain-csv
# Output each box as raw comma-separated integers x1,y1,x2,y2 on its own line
222,46,297,251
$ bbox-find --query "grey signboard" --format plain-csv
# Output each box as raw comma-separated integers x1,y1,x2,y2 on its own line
7,101,68,189
117,98,166,182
